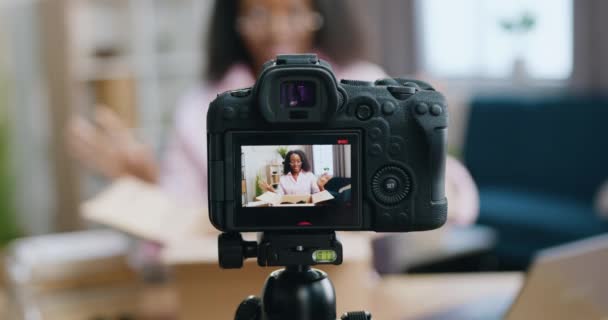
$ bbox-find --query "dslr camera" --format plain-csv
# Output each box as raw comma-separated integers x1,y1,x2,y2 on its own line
207,54,447,234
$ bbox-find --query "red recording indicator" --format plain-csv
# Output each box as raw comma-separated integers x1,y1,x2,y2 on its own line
297,221,312,226
337,139,349,144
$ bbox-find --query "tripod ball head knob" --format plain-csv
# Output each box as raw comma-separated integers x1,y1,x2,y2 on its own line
341,311,372,320
218,233,257,268
235,295,262,320
219,232,245,268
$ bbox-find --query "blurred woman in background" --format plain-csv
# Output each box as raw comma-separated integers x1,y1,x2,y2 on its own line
68,0,479,225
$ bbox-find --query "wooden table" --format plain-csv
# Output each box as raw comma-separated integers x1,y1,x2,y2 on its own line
4,272,522,319
141,272,523,320
0,289,6,320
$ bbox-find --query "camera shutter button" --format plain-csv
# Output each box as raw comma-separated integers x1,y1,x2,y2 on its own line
341,79,373,86
387,86,416,100
230,88,252,97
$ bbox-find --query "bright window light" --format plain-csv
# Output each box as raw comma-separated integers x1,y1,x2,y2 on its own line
418,0,573,80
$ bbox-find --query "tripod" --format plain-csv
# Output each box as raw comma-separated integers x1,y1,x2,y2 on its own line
218,232,372,320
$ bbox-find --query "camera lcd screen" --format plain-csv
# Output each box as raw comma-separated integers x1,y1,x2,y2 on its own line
280,81,316,108
232,132,361,230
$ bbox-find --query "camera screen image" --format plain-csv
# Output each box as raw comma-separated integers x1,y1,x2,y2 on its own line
241,144,352,208
280,81,316,107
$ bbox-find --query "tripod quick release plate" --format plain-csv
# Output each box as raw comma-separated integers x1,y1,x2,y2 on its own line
218,232,343,268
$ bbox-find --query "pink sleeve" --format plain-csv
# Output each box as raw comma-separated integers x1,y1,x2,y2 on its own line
159,65,255,207
595,181,608,219
310,173,321,194
160,88,209,207
277,176,286,196
445,156,480,225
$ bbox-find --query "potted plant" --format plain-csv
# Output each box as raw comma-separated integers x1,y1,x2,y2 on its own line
499,11,537,82
276,146,289,160
255,173,265,197
0,55,20,246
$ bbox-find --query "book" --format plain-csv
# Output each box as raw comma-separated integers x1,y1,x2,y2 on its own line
254,190,334,207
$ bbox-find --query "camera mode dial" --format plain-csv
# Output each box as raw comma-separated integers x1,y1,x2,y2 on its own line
372,166,411,205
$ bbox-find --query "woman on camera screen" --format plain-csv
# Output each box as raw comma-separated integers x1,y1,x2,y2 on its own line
259,150,331,196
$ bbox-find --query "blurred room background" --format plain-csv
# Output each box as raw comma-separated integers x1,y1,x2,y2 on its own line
0,0,607,318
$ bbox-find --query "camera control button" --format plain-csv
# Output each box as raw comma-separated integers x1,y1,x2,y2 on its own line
230,88,252,97
398,212,409,225
382,177,399,193
370,144,382,156
223,106,237,120
430,104,443,116
389,142,401,155
380,213,393,225
341,79,373,87
356,104,373,120
415,103,429,115
372,166,411,205
369,127,382,139
382,101,396,115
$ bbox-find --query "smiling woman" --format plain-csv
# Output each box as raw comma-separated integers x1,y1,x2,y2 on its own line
258,149,327,196
279,150,320,195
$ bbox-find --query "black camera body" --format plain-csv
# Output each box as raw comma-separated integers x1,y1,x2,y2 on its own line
207,54,447,233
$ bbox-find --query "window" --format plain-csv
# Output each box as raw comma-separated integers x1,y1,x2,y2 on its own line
417,0,573,80
312,145,333,176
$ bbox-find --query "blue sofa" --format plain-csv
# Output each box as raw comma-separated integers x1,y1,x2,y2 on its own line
463,95,608,269
324,177,352,204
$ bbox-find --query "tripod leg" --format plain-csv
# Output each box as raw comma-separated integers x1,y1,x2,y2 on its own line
235,295,262,320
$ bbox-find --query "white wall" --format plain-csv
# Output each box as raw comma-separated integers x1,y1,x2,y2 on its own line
2,2,55,235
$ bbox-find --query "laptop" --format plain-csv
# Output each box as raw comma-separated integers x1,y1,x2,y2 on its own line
416,233,608,320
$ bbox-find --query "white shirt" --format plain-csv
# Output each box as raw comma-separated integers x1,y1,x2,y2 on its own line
277,171,320,196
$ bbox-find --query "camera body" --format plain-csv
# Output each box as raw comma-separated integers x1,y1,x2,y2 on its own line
207,54,447,233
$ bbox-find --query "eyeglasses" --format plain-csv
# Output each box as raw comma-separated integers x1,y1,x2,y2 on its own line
289,161,302,165
236,8,323,37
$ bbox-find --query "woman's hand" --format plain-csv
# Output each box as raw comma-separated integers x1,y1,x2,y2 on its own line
258,180,276,193
317,173,332,191
66,106,159,183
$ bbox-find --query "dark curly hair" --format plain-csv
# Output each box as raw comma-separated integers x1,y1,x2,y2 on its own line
205,0,371,82
283,150,312,174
